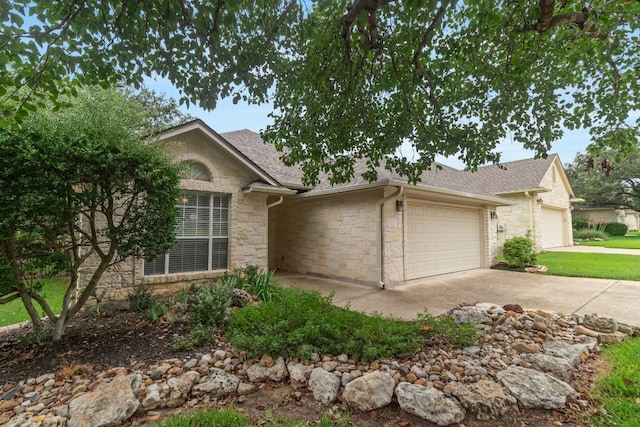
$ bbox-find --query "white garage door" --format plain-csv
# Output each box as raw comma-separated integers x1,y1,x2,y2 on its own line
406,203,482,280
540,208,565,248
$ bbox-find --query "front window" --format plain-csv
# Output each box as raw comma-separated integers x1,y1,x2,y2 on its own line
144,192,229,275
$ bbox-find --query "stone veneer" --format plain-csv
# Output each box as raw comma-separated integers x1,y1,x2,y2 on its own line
79,129,271,300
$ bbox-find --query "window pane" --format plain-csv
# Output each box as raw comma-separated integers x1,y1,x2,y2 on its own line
168,239,209,273
211,238,228,270
144,255,165,276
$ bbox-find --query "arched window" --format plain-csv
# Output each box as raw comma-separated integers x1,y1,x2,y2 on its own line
180,161,211,181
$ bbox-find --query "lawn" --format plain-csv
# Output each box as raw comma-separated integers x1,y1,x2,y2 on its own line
589,337,640,426
577,234,640,250
0,278,67,327
537,252,640,281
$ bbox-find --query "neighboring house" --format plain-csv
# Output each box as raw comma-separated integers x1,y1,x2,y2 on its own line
87,120,579,298
464,155,582,251
572,207,640,231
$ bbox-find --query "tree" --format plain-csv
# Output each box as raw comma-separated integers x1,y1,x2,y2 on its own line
2,1,639,184
0,87,181,341
566,150,640,210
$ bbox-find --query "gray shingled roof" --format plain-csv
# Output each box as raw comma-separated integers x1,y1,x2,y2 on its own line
220,129,308,189
467,155,558,194
196,125,556,199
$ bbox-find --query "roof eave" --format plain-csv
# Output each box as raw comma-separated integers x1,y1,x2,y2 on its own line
494,187,551,196
242,184,298,196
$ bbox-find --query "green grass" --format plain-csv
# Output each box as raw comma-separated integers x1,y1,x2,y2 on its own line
150,408,351,427
537,252,640,281
578,235,640,250
0,278,67,327
589,337,640,426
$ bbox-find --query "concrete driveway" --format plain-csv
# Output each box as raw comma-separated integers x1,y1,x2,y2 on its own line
277,269,640,327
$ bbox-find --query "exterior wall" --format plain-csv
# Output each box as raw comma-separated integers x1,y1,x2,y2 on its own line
86,130,271,300
496,161,573,251
269,189,384,284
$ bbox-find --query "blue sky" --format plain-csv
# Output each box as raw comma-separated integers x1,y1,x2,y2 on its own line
144,75,591,170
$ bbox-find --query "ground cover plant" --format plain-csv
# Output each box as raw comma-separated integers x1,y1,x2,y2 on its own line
589,337,640,426
578,235,640,250
537,252,640,281
0,278,66,327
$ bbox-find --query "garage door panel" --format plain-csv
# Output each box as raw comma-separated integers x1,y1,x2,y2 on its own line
407,204,482,280
540,208,565,248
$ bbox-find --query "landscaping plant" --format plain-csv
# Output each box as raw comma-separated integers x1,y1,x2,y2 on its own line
603,223,628,237
502,234,537,268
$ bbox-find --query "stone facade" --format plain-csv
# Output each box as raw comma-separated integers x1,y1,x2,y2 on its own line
84,128,271,300
496,159,574,251
269,189,383,283
572,208,640,231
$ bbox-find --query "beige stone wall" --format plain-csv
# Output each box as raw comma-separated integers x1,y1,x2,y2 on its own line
270,188,386,284
85,129,271,300
572,209,620,224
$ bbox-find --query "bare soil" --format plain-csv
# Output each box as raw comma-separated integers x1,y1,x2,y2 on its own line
0,310,604,426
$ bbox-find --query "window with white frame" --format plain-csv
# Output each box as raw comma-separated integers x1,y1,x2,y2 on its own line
144,192,229,275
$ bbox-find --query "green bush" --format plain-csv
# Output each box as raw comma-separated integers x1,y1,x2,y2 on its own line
572,217,589,230
187,281,233,327
227,287,424,361
417,311,478,348
128,285,154,313
172,324,217,351
502,234,537,268
604,222,628,237
219,265,279,302
573,229,609,241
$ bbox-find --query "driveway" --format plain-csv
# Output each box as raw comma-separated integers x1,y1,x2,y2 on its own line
277,268,640,327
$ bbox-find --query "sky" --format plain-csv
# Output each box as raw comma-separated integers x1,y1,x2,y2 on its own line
144,75,592,170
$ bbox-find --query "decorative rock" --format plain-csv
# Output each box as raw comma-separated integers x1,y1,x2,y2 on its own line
582,313,618,333
395,382,466,426
512,342,540,354
342,371,395,412
308,368,341,404
67,375,139,427
141,384,162,411
574,325,599,338
521,354,574,382
231,288,252,307
543,340,597,365
287,363,314,389
597,331,628,344
166,371,200,407
237,383,255,395
533,321,548,333
246,357,288,382
192,368,238,398
502,304,524,314
447,380,517,420
497,367,576,409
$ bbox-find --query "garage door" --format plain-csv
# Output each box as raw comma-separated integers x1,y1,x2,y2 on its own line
406,203,482,280
540,208,565,248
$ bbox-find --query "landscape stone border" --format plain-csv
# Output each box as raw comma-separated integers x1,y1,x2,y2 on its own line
1,303,638,427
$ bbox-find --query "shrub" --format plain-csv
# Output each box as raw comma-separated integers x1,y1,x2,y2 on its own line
128,285,154,313
573,229,609,241
172,324,217,351
187,281,233,327
219,265,279,302
417,311,478,348
502,234,537,268
227,287,424,361
604,222,628,236
572,217,589,230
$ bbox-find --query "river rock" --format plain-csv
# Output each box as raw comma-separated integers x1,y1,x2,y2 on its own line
497,367,576,409
342,371,395,412
246,357,288,382
446,380,517,420
522,353,574,381
166,371,201,407
395,382,466,426
543,339,597,365
192,368,238,397
308,368,340,404
67,374,139,427
287,363,313,389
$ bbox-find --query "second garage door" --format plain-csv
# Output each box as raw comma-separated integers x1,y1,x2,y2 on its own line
539,208,566,248
406,203,482,280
